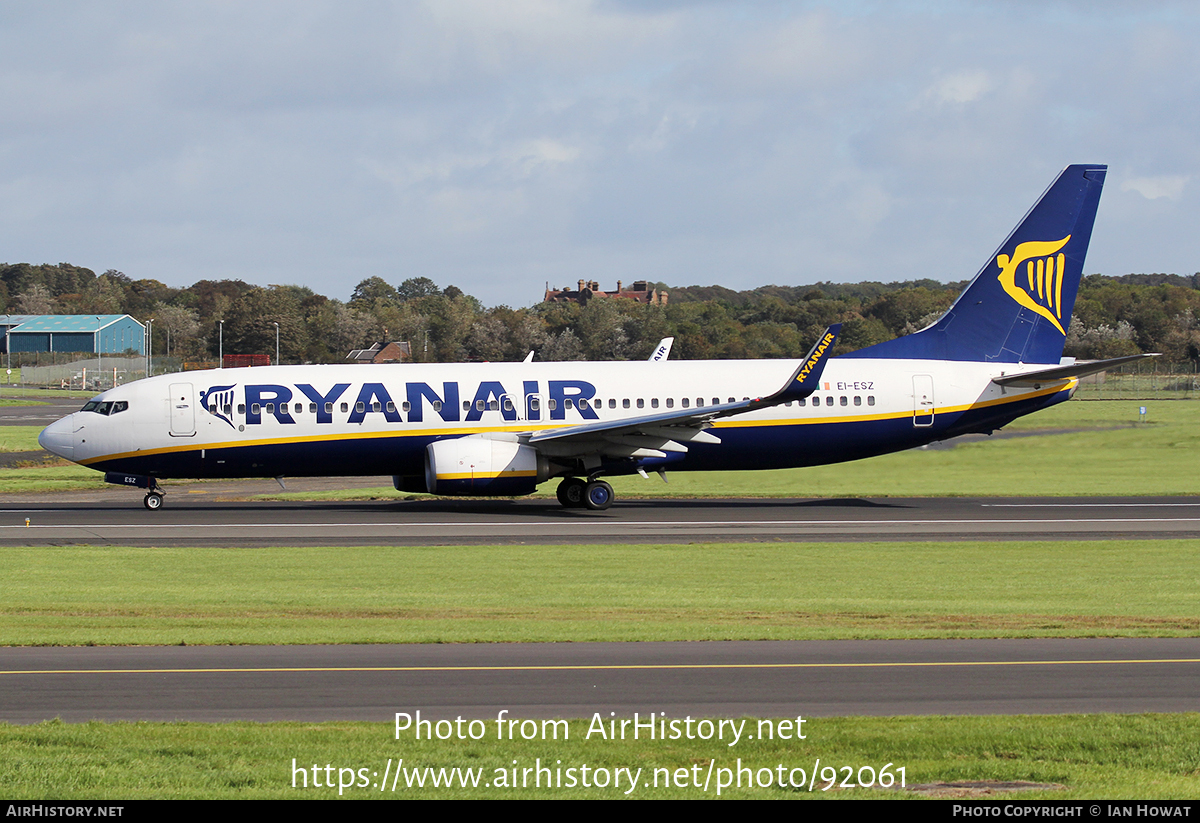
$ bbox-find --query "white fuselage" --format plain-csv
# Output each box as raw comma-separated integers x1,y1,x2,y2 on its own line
39,357,1073,485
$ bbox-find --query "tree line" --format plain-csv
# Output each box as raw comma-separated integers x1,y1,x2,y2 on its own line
2,263,1199,365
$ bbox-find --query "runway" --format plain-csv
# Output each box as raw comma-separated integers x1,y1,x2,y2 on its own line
2,638,1197,723
3,494,1200,545
3,479,1196,724
0,396,84,427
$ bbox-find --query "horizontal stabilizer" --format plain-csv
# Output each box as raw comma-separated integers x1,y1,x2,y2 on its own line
992,354,1160,387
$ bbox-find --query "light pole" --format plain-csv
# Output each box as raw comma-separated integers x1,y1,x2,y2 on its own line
147,319,153,378
96,317,102,390
218,320,223,368
273,321,279,366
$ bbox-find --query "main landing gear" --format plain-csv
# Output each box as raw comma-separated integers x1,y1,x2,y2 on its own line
555,476,614,511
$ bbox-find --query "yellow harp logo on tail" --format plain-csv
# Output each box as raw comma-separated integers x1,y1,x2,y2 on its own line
996,235,1071,335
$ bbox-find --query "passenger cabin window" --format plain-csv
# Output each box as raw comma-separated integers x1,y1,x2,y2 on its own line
251,403,261,415
623,399,630,409
309,403,317,414
840,396,848,406
609,399,616,409
324,402,332,414
867,396,876,406
651,398,659,409
356,402,365,413
854,396,862,406
637,399,645,409
294,403,303,414
825,396,834,406
340,402,349,413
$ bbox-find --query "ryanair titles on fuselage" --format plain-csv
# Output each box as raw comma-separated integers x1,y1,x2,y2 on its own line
199,379,602,429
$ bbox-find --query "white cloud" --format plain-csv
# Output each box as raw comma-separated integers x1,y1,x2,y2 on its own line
0,2,1199,302
1120,174,1189,200
923,70,994,106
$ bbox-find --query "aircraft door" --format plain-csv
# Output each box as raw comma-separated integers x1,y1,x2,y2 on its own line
169,383,196,437
912,375,934,427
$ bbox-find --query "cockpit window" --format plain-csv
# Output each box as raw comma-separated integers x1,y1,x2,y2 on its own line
80,400,128,416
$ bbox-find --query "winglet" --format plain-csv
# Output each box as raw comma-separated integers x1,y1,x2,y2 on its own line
771,324,841,402
648,337,674,362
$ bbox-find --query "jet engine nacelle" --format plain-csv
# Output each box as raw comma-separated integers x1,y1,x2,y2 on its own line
423,437,550,496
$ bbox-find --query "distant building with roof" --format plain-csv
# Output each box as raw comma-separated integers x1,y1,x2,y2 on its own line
543,280,667,306
5,314,145,354
348,341,411,363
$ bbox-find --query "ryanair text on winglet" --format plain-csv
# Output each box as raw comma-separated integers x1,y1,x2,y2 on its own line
795,331,836,385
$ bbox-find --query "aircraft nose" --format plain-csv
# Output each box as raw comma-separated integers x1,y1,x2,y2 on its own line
39,415,75,460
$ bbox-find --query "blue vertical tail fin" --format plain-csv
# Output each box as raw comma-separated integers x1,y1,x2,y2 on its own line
843,164,1107,364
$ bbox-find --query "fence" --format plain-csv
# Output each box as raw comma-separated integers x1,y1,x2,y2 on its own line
1073,360,1199,400
19,357,152,391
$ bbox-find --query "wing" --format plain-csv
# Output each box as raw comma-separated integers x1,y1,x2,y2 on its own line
528,325,840,460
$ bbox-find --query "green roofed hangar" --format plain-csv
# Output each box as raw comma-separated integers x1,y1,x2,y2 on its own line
2,314,146,354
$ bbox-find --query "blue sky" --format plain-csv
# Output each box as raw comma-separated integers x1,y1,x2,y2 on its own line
1,1,1196,306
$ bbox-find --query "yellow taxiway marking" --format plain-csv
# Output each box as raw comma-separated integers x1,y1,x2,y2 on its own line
3,658,1199,676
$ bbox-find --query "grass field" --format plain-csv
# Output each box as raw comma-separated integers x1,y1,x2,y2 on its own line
2,714,1198,799
3,539,1196,645
0,426,46,453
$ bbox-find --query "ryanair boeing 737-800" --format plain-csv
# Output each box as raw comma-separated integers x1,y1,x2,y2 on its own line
39,164,1147,510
